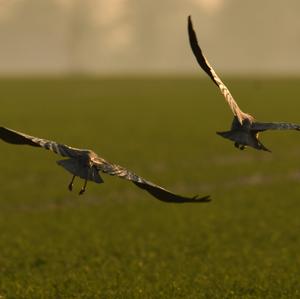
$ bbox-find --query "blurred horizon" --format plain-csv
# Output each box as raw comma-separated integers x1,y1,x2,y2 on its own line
0,0,300,76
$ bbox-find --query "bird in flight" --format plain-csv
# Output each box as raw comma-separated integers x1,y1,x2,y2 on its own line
0,126,210,203
188,16,300,152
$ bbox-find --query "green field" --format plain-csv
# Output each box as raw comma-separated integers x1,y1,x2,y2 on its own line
0,77,300,298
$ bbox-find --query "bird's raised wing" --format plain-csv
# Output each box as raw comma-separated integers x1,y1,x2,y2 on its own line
251,122,300,132
187,16,253,125
93,157,211,203
0,126,81,158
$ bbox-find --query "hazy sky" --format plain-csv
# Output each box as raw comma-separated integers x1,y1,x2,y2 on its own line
0,0,299,75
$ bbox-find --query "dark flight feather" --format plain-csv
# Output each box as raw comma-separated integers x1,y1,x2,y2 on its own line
93,159,210,203
187,15,217,86
251,122,300,132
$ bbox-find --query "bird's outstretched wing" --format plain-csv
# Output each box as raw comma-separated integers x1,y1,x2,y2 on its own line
251,122,300,132
187,16,253,125
93,157,211,203
0,126,81,158
1,127,211,203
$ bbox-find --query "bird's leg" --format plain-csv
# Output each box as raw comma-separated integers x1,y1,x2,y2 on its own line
68,175,76,191
79,179,87,195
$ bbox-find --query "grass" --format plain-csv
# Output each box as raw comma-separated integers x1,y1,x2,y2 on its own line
0,77,300,298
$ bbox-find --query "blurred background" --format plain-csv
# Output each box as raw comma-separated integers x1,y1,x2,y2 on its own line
1,1,300,298
0,0,300,76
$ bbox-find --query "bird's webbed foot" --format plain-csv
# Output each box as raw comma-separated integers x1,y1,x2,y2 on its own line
79,180,87,195
68,175,76,191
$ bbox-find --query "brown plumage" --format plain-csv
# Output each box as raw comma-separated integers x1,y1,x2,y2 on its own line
187,16,253,125
217,117,300,152
188,16,300,152
0,126,210,203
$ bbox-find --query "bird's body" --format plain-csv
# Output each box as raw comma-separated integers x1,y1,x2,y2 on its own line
0,126,210,203
217,117,269,152
217,118,260,151
188,16,300,152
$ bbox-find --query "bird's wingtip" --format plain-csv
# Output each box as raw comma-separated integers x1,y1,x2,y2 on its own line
192,194,211,203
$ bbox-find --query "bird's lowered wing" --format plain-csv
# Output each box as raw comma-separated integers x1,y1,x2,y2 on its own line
251,122,300,132
132,180,211,203
0,126,81,158
187,16,253,125
93,157,211,203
